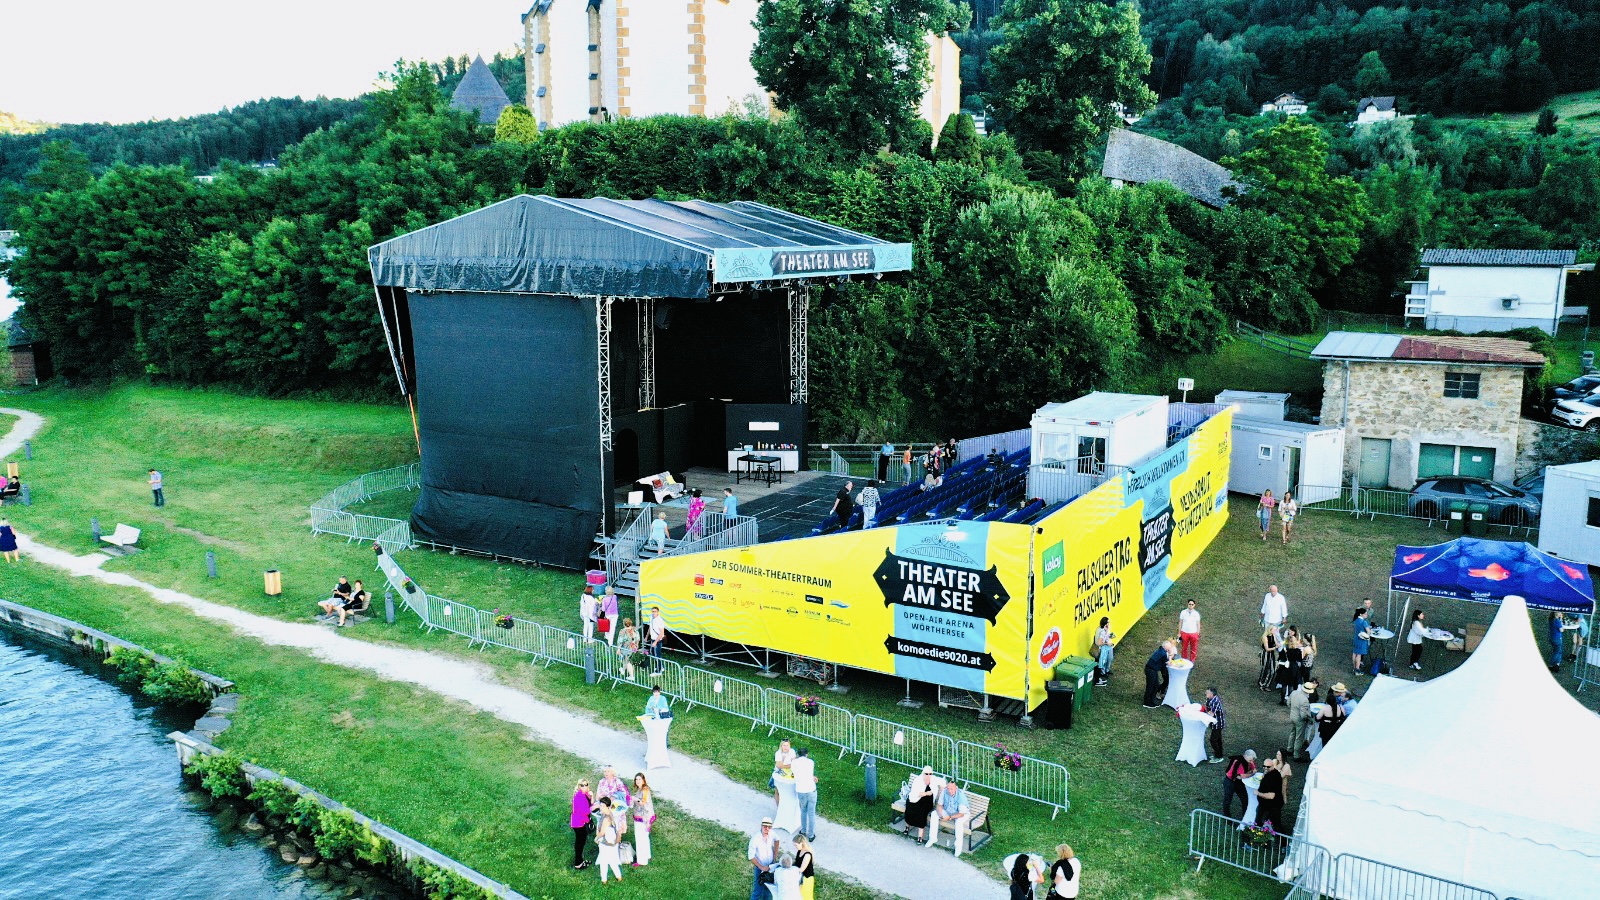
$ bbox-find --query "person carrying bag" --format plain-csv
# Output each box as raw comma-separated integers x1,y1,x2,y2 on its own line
1046,844,1080,900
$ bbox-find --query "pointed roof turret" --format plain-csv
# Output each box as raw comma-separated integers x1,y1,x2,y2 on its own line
450,55,512,125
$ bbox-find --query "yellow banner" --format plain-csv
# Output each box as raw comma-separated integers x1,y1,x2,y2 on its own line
1028,410,1232,707
639,520,1035,700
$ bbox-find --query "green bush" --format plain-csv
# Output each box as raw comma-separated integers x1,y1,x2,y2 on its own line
105,646,157,687
142,660,213,705
409,857,498,900
313,808,386,866
185,750,248,799
247,778,300,819
104,646,213,705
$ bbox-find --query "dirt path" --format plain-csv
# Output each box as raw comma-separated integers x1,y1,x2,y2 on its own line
0,408,997,900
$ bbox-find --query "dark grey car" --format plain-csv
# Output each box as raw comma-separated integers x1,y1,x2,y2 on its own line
1553,374,1600,402
1407,476,1541,525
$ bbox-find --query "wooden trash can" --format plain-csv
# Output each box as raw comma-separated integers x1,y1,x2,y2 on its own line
264,569,283,596
5,462,18,479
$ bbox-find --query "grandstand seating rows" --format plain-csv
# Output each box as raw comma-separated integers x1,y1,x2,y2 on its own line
808,448,1058,535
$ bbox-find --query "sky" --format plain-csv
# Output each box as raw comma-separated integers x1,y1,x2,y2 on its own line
0,1,526,125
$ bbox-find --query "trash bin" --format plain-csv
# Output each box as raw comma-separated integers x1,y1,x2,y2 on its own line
1054,656,1096,712
1043,680,1075,730
1447,500,1467,534
263,569,283,596
1467,501,1490,536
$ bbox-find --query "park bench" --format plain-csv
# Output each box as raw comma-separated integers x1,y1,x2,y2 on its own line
100,523,141,554
316,590,372,626
0,479,20,503
888,777,993,853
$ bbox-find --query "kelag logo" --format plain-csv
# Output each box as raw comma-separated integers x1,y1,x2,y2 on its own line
1041,541,1065,589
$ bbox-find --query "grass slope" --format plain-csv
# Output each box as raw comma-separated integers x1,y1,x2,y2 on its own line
7,384,1588,897
1437,88,1600,137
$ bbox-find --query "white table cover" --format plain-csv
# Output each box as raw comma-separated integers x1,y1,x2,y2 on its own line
1175,703,1215,766
1164,659,1194,709
638,715,672,770
772,772,801,834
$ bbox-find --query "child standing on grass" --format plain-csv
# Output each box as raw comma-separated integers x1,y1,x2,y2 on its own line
0,518,18,563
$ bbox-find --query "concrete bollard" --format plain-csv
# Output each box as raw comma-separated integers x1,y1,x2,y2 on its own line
584,643,597,685
864,754,878,802
23,440,31,460
20,484,29,507
91,518,101,542
384,590,395,625
205,551,217,578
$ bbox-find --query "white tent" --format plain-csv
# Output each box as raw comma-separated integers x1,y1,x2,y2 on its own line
1296,596,1600,899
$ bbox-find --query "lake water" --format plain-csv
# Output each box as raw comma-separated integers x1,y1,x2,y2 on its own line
0,630,337,900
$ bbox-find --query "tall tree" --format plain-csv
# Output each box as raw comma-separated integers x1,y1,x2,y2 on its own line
752,0,966,154
985,0,1156,178
934,112,981,164
1225,121,1368,293
1354,51,1390,97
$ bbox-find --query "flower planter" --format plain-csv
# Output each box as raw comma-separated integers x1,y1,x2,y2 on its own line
794,698,820,717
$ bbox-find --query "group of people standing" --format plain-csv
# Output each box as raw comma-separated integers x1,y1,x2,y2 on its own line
877,439,960,485
570,766,657,882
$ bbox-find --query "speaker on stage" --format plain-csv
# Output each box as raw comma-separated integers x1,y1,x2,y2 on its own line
1043,680,1075,730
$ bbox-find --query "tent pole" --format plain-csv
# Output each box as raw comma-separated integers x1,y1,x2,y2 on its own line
1393,595,1412,666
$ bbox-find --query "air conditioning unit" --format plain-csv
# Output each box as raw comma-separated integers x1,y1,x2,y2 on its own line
1502,297,1520,310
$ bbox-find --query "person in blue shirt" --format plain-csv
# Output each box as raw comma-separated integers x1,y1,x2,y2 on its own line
927,780,972,857
644,685,670,718
1548,612,1566,671
722,486,739,521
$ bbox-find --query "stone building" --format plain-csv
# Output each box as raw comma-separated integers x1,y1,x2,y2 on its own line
449,55,513,125
1312,331,1545,488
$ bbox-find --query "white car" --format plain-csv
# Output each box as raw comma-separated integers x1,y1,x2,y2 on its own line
1553,397,1600,432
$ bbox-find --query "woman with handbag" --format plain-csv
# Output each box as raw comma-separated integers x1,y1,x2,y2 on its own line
903,767,938,842
630,773,655,867
600,587,619,645
594,797,624,883
1046,844,1081,899
580,586,598,642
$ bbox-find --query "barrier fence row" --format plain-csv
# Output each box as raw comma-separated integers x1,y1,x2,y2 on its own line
1299,476,1539,541
372,546,1069,817
1191,810,1505,899
310,464,420,552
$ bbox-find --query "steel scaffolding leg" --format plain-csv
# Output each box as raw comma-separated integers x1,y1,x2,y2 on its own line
788,284,809,404
638,298,656,410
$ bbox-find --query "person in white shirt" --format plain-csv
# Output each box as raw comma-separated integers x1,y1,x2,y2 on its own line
747,819,780,900
1178,599,1202,661
791,747,819,841
771,738,796,805
648,607,666,671
1260,584,1288,630
579,587,598,642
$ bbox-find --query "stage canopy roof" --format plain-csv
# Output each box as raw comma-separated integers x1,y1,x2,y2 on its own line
1389,537,1594,613
368,195,914,299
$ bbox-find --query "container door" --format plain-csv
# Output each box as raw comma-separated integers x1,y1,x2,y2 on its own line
1418,443,1456,480
1286,445,1302,497
1077,434,1106,474
1359,438,1392,487
1458,446,1496,480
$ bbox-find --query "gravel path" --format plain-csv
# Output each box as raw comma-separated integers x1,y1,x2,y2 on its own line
0,408,998,900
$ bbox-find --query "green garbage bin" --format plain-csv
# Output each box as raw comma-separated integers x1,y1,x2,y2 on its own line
1467,501,1490,536
1447,500,1468,534
1054,656,1096,711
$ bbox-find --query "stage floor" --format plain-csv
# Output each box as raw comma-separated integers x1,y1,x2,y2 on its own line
613,466,853,542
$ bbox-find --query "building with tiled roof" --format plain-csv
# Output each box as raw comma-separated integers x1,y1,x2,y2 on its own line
1405,248,1587,335
1311,331,1546,487
450,55,512,125
1354,96,1398,125
1100,129,1243,208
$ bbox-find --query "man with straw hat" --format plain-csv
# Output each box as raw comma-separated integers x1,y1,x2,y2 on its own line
1287,680,1319,762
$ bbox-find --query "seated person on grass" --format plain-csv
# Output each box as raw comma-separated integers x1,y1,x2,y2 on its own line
336,580,369,627
318,576,353,618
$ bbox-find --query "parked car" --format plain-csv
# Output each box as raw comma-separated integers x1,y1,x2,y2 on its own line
1552,373,1600,402
1407,476,1542,525
1552,396,1600,432
1514,469,1545,502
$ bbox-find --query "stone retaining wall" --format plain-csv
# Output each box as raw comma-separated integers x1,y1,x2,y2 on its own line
170,733,530,900
0,597,234,696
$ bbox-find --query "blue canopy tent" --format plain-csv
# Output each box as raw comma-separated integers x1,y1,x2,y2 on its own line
1387,537,1595,675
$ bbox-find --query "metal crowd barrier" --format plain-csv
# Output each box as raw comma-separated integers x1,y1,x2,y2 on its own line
763,687,855,757
680,665,768,729
1285,852,1502,900
1187,809,1330,884
374,543,1070,815
954,740,1069,819
854,714,957,776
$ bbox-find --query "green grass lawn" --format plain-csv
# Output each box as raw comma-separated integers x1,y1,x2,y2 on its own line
0,563,881,900
6,383,1590,898
1437,88,1600,137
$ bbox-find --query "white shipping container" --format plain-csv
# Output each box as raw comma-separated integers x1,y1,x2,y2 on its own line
1229,417,1345,504
1537,460,1600,568
1029,393,1168,470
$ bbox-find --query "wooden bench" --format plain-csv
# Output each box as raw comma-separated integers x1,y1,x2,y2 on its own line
316,591,372,626
100,523,141,554
888,778,992,853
